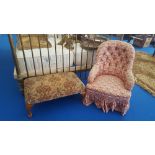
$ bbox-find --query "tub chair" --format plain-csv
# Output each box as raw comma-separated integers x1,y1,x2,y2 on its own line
83,40,135,115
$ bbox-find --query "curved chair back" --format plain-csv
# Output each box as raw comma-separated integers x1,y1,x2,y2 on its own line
95,40,135,80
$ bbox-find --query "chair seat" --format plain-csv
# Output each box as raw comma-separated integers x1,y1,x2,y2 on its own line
24,72,85,104
87,75,130,97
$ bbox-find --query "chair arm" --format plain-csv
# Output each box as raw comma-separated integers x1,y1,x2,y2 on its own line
124,70,135,91
88,64,101,83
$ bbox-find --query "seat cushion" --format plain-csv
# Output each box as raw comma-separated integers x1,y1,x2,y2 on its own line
24,72,85,104
87,75,130,97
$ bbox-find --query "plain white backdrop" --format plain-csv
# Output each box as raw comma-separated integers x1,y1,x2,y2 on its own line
0,122,155,155
1,0,155,155
1,0,155,33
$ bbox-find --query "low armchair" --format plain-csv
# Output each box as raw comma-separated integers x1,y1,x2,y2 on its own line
83,40,135,115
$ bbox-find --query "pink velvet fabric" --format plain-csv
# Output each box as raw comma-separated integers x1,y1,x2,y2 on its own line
83,40,135,115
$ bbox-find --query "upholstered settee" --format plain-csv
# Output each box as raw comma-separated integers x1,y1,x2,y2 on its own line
83,40,135,115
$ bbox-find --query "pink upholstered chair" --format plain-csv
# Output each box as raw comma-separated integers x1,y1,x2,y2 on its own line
83,40,135,115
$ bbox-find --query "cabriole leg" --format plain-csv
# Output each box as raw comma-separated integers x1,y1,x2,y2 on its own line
26,103,33,118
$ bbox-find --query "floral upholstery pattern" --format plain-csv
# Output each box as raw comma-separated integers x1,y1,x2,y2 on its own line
83,40,135,115
87,75,130,97
24,72,85,105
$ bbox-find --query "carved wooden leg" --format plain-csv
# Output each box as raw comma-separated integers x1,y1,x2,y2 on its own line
26,103,33,118
81,91,86,97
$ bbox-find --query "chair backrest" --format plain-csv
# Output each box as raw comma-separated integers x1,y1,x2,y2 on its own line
95,40,135,80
